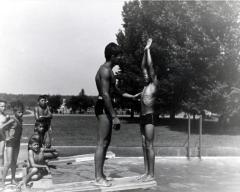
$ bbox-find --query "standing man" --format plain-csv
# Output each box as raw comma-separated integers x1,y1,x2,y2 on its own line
138,38,158,182
95,42,140,187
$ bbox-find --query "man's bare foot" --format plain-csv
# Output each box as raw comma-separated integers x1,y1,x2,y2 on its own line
11,179,18,185
94,178,112,187
19,185,32,192
17,181,23,189
137,173,148,180
103,174,113,181
141,175,155,182
144,38,152,50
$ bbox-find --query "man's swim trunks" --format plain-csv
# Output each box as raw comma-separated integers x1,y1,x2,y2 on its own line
95,97,105,116
140,113,155,126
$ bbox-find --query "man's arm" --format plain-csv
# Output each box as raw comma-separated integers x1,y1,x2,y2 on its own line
34,107,40,121
141,45,148,81
146,39,157,84
100,68,117,118
114,87,140,99
114,79,141,99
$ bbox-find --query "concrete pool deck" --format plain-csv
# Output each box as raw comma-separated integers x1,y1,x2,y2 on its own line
4,151,240,192
29,156,240,192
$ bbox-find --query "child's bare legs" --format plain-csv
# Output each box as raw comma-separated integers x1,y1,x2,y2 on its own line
44,130,51,148
11,143,20,184
17,168,42,189
0,140,5,166
2,145,13,185
0,140,5,187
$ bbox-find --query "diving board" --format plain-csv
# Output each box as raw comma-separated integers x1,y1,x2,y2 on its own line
49,151,115,164
53,176,157,192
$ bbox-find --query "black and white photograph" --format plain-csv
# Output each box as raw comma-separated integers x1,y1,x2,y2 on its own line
0,0,240,191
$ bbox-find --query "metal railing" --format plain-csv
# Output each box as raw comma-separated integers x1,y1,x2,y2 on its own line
187,114,203,160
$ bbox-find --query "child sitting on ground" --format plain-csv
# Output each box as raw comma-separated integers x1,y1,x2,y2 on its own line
1,103,24,187
17,137,51,189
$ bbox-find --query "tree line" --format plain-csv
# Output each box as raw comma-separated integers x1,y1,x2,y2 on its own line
0,89,96,114
115,0,240,123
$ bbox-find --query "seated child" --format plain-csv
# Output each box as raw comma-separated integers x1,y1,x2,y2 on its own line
17,137,50,189
1,103,24,186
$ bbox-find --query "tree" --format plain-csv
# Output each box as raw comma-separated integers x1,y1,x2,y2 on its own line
66,90,95,114
48,95,62,113
10,100,25,112
116,0,240,118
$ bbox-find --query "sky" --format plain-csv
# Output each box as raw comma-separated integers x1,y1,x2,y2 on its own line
0,0,126,95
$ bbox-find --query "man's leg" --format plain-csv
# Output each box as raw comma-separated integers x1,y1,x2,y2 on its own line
137,124,148,180
142,123,155,182
94,114,112,186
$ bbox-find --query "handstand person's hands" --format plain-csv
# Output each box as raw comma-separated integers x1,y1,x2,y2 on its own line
112,116,120,131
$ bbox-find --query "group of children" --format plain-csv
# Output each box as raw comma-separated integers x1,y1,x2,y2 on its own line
0,95,58,190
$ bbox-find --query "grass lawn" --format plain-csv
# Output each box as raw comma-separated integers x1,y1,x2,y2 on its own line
22,115,240,148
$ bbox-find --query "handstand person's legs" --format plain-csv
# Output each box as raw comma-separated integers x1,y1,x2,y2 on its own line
94,114,112,186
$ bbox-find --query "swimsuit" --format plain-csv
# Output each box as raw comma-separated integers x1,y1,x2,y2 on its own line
6,117,22,147
35,107,52,132
95,97,106,116
140,113,155,126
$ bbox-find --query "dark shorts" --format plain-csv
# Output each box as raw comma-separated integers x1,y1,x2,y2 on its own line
95,99,106,116
6,138,20,147
140,113,155,126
